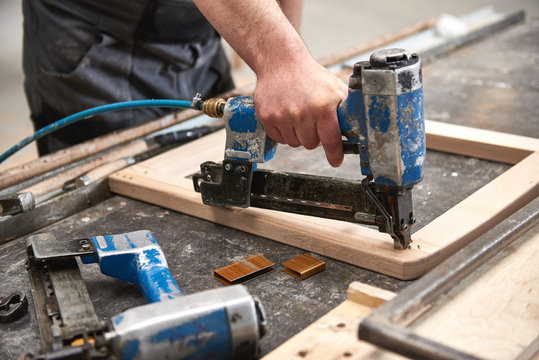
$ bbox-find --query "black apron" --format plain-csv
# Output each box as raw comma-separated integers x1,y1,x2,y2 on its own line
23,0,234,154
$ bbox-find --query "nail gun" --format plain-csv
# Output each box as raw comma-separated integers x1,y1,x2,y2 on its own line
193,48,425,249
25,230,266,359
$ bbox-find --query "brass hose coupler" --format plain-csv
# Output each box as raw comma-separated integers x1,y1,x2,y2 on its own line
202,98,226,118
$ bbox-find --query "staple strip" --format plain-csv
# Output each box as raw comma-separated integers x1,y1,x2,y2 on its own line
214,254,275,285
282,253,326,280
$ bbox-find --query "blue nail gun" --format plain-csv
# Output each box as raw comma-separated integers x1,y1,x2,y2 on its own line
25,230,266,359
193,48,425,250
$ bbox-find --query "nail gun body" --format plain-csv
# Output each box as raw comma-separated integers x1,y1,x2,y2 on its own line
193,49,425,249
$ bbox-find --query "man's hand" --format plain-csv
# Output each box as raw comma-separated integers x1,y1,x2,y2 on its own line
194,0,347,167
255,58,347,167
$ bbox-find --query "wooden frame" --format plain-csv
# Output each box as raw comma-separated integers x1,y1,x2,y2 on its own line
109,120,539,280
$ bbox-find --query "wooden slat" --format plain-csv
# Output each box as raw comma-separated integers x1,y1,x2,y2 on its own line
412,227,539,360
408,151,539,279
24,140,148,199
317,18,436,68
425,120,538,164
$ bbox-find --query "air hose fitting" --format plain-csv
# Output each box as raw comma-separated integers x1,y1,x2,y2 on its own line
202,98,226,118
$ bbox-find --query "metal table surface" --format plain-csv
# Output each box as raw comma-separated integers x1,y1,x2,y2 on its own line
1,18,537,359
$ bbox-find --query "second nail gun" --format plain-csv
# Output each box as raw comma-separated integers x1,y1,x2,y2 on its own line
25,230,265,359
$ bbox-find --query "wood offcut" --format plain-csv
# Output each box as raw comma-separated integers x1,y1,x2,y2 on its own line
214,254,275,285
282,254,325,280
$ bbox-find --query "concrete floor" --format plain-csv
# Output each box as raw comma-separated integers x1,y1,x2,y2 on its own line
0,0,538,171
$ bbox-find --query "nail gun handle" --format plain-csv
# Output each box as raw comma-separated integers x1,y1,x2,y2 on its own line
82,230,183,303
223,96,278,163
223,96,351,164
136,264,183,303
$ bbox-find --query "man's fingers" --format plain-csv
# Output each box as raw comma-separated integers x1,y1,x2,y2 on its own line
263,124,285,143
283,128,301,148
295,113,320,150
264,119,301,147
254,61,347,165
317,111,343,167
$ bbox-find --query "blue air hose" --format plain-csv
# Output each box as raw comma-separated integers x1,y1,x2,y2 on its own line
0,99,199,164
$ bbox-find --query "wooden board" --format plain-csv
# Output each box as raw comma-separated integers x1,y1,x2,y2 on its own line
109,120,539,279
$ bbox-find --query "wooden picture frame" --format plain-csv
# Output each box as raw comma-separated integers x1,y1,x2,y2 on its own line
109,119,538,280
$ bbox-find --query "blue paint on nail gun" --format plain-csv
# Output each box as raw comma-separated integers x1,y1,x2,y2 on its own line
82,230,183,303
368,96,392,133
336,54,425,188
224,96,278,162
148,309,232,360
398,88,425,186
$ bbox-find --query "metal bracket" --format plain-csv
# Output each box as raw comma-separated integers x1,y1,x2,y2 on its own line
361,179,395,238
27,233,95,261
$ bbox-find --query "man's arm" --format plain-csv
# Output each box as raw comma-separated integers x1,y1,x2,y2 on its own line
193,0,347,167
278,0,303,33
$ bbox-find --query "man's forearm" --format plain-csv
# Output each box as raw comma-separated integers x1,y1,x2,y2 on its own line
278,0,303,33
193,0,308,77
193,0,347,167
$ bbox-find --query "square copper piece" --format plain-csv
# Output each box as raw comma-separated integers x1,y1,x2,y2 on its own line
282,253,325,280
214,254,275,285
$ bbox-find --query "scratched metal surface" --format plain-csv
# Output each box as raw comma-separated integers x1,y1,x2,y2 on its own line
1,19,537,359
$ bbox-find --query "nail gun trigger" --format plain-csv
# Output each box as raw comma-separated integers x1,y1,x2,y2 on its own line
0,292,29,323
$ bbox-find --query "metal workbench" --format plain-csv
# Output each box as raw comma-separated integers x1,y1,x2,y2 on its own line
1,17,537,358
